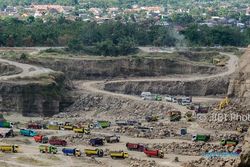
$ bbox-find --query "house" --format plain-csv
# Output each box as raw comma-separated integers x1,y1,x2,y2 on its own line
31,5,65,16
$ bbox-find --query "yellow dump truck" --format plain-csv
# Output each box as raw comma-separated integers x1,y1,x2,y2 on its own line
0,145,19,153
110,151,128,159
64,122,74,130
48,124,61,130
73,127,90,134
84,148,104,157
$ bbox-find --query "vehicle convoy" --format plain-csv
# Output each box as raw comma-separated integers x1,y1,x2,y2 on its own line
145,116,158,122
169,111,181,121
126,143,145,152
110,151,128,159
34,135,49,143
39,145,57,154
0,128,14,138
89,138,104,146
0,121,13,128
221,139,239,146
105,135,120,143
0,145,19,153
73,127,90,134
20,129,37,137
95,121,111,128
143,148,164,158
27,123,43,129
192,134,210,142
62,148,81,157
84,148,104,157
49,138,67,146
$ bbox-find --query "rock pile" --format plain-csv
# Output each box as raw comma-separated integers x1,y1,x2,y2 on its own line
128,157,159,167
183,157,240,167
64,92,173,120
151,142,234,156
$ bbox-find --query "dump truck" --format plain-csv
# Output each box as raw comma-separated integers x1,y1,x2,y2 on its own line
126,143,145,152
47,124,61,130
0,121,13,128
195,105,209,114
34,135,49,143
221,139,239,147
62,148,81,157
20,129,37,137
192,134,210,142
145,116,158,122
169,111,181,122
63,122,75,130
154,95,162,101
0,128,14,138
39,145,57,154
49,138,67,146
95,121,111,128
143,148,164,158
84,148,104,157
0,145,19,153
110,151,128,159
89,138,104,146
73,127,90,134
27,123,42,129
105,135,120,143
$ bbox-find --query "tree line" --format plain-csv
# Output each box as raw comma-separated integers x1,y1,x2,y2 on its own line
0,16,249,56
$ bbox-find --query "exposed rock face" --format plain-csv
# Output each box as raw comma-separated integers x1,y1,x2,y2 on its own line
103,77,229,96
29,56,222,80
228,46,250,106
0,62,22,76
0,73,73,116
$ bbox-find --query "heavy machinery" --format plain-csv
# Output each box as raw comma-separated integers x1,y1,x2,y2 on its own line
185,111,193,122
34,135,49,143
192,134,210,142
89,138,104,146
110,151,128,159
73,127,90,134
213,58,226,67
143,148,164,158
105,135,120,143
39,145,57,154
95,121,111,129
145,116,158,122
20,129,37,137
84,148,104,157
0,128,14,138
49,138,67,146
169,111,181,122
218,97,230,110
221,139,239,147
0,121,13,128
63,122,74,130
62,148,81,157
47,124,61,130
195,105,209,114
126,143,145,152
0,145,19,153
236,124,248,133
27,123,43,129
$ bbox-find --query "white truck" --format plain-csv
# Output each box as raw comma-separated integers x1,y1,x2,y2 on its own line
165,95,177,103
140,92,153,100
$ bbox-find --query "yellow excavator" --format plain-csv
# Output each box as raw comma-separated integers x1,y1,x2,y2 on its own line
213,58,226,67
218,97,230,110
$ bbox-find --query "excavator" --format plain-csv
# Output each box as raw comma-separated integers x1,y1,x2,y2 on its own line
218,97,230,110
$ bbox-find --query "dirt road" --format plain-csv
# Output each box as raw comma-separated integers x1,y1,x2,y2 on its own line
0,58,53,80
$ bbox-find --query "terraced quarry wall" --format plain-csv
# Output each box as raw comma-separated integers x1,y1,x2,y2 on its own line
103,77,229,96
30,52,223,80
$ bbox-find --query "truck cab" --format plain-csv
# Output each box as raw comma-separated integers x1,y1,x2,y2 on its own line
89,138,104,146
